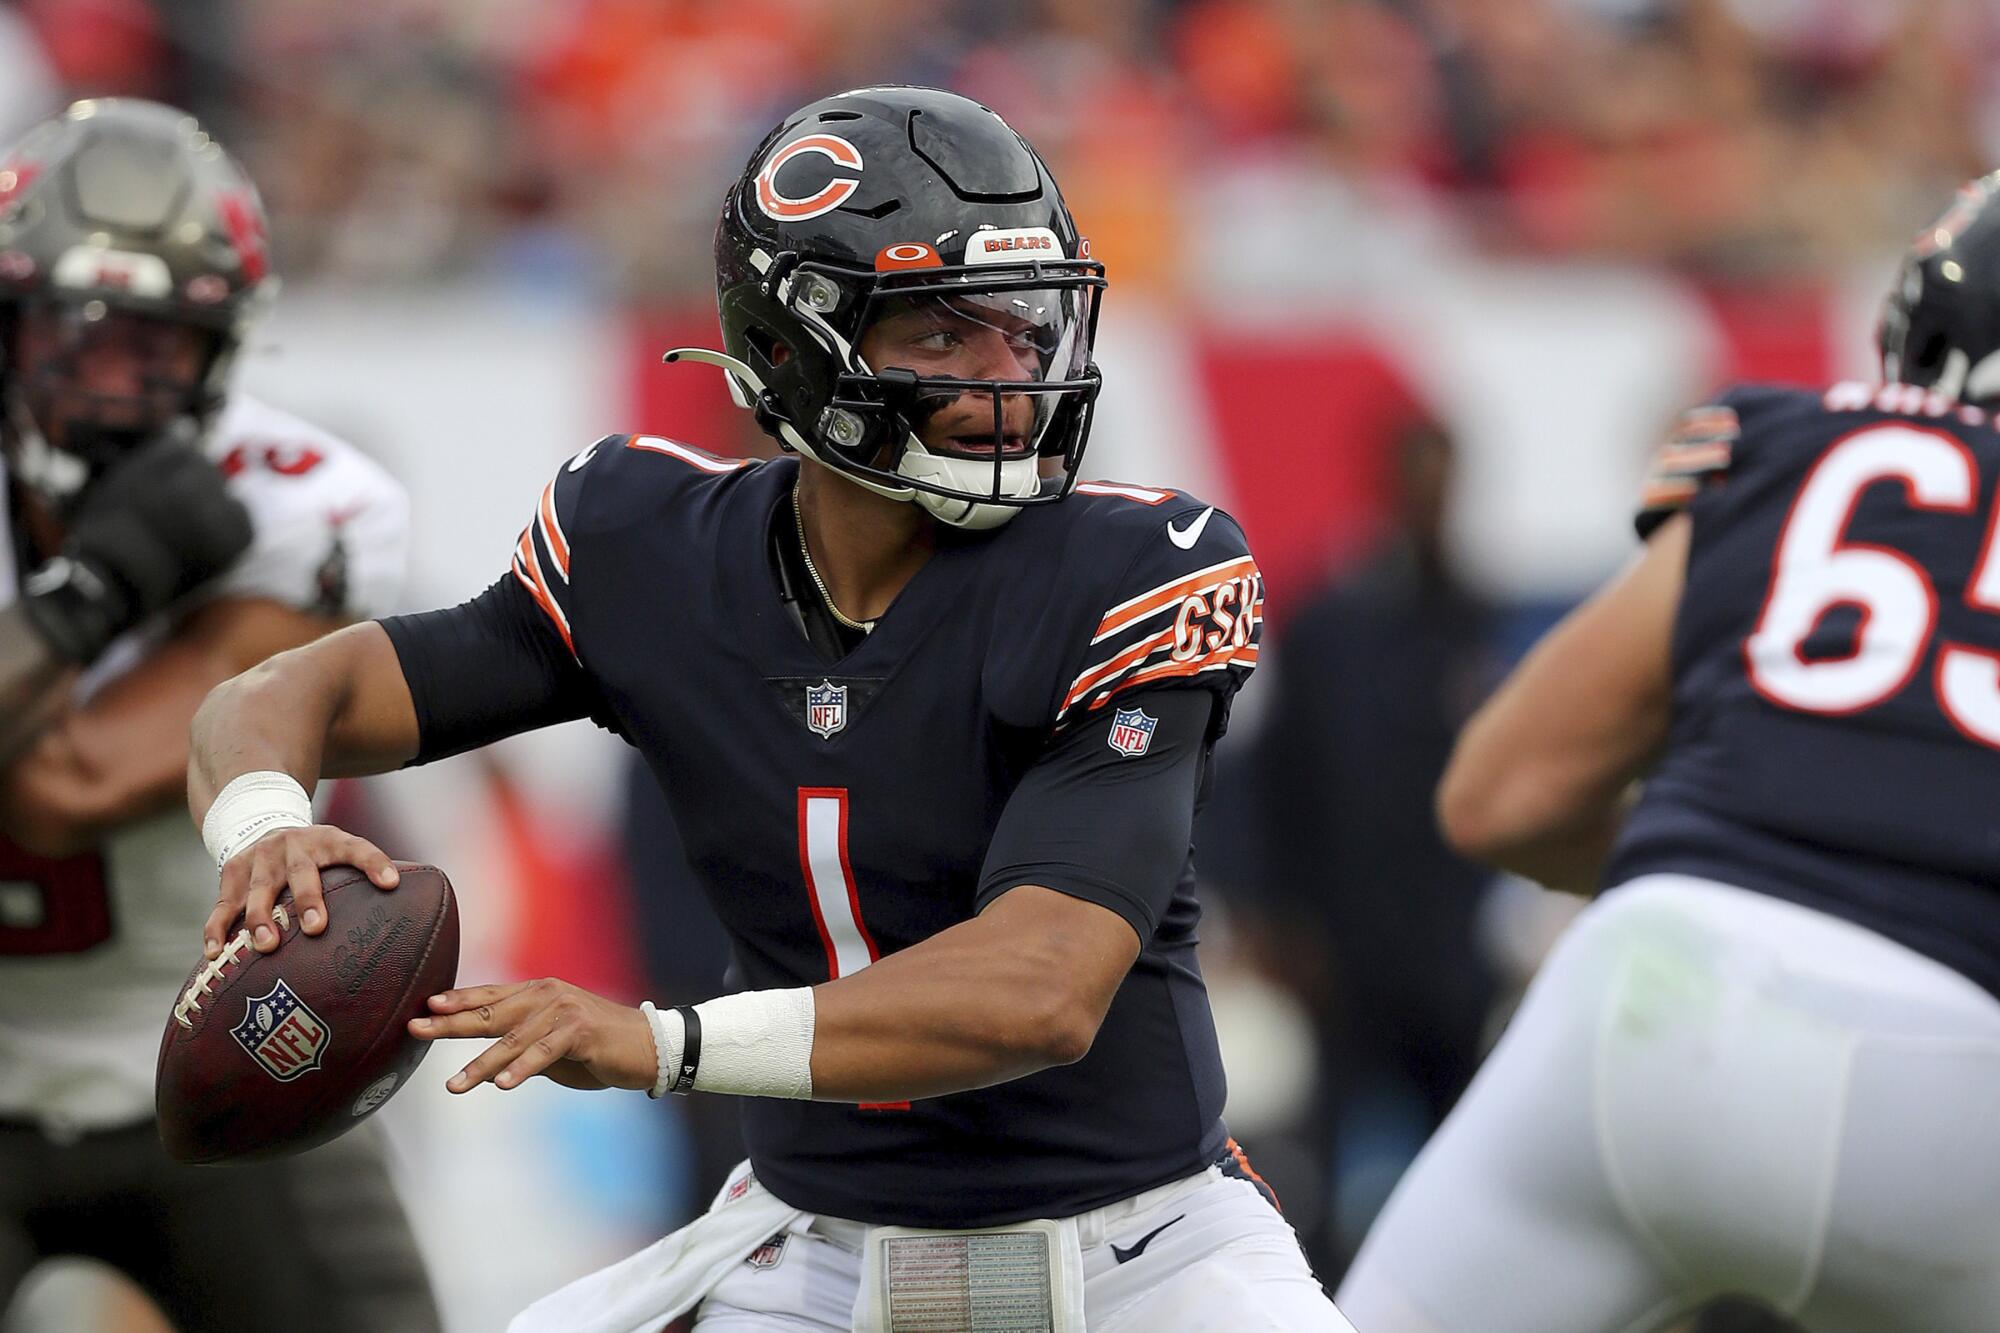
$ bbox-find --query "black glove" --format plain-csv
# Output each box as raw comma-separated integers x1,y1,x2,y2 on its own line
21,438,254,663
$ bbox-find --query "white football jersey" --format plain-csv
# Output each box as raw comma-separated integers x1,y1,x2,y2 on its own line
0,394,408,1135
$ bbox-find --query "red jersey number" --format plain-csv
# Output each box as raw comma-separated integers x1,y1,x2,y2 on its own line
218,441,325,479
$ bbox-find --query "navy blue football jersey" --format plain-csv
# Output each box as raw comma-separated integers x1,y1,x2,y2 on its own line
1609,381,2000,997
399,438,1264,1227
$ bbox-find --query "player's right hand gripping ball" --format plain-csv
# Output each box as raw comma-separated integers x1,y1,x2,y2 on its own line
155,863,460,1164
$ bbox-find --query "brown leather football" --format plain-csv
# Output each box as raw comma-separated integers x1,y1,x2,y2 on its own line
156,862,459,1164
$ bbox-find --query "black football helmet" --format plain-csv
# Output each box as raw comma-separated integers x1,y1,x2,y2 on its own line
0,98,274,509
668,86,1105,530
1879,173,2000,407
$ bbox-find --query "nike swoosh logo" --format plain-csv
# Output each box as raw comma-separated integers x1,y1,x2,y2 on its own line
1109,1213,1184,1264
567,442,599,472
1167,508,1214,550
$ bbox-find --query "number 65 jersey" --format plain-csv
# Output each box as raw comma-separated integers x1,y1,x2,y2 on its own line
1610,381,2000,999
0,395,408,1136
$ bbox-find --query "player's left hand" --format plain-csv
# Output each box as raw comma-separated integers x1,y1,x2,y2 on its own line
409,979,657,1094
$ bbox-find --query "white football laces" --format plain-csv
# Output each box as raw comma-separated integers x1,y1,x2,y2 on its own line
173,903,292,1030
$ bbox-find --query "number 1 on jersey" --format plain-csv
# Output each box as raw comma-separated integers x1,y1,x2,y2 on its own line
797,788,907,1110
797,788,879,979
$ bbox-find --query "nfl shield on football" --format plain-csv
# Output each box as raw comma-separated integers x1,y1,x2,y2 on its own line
155,862,459,1164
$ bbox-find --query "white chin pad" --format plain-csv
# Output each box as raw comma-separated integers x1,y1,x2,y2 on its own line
898,445,1037,530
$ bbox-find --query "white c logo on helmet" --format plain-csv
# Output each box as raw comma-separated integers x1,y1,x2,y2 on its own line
755,135,864,223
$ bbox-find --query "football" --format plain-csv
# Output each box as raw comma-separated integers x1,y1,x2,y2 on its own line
155,862,460,1164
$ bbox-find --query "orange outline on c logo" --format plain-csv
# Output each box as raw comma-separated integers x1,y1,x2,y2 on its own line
755,135,865,223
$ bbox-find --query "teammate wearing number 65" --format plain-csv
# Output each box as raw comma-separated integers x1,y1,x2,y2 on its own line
1337,175,2000,1333
190,87,1349,1331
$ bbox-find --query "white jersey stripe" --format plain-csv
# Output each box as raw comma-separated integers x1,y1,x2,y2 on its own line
1074,480,1173,505
627,436,752,473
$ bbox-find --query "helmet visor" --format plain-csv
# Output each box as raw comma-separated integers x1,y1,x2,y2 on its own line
858,285,1093,459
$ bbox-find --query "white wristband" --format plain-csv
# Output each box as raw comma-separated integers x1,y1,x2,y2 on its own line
639,1000,683,1099
689,987,816,1099
638,988,816,1100
202,771,313,870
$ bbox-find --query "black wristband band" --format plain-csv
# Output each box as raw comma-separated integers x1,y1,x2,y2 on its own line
671,1005,701,1095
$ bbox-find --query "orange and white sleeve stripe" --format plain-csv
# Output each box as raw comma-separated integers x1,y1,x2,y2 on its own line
506,433,752,657
508,456,590,657
1640,404,1738,518
511,523,574,657
1058,556,1264,722
536,477,571,582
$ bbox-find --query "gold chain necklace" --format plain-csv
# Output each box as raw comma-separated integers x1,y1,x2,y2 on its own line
792,478,876,633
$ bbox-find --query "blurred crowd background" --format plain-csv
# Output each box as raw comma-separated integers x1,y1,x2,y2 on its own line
39,0,1987,288
4,1,1996,1331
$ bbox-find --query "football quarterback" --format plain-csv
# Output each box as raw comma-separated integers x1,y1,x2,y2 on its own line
190,86,1351,1332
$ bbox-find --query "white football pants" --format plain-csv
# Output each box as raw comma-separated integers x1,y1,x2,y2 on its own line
1338,874,2000,1332
694,1160,1353,1331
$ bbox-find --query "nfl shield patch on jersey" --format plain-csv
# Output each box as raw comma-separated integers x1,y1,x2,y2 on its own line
230,979,330,1082
807,680,848,738
1107,707,1158,757
745,1232,789,1270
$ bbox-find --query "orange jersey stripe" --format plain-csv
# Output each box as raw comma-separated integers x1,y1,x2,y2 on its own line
1117,642,1256,692
1642,479,1700,507
1062,628,1175,710
1092,557,1258,643
1226,1137,1281,1211
1074,643,1258,716
1654,442,1731,471
1675,415,1735,437
512,529,575,655
1673,408,1738,434
538,481,570,579
510,563,574,656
